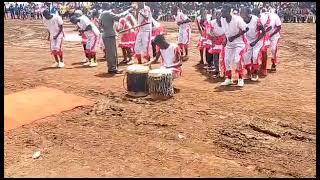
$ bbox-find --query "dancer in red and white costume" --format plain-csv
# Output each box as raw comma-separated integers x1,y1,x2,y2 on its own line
116,15,136,65
220,5,248,87
267,8,282,72
240,7,266,81
91,9,105,59
173,6,191,60
73,10,89,63
207,10,226,78
133,2,153,64
42,10,65,68
144,34,182,92
70,14,100,67
257,8,271,76
196,8,207,65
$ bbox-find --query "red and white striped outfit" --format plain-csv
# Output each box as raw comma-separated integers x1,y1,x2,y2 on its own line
117,17,136,49
196,14,211,51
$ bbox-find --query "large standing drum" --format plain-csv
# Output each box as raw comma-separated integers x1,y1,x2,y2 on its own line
126,64,150,97
148,68,174,100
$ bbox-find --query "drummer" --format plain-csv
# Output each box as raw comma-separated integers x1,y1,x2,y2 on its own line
144,34,182,91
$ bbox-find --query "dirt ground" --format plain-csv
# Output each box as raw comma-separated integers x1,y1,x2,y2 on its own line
4,19,316,178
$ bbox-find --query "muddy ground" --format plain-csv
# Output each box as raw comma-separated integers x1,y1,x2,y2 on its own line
4,19,316,177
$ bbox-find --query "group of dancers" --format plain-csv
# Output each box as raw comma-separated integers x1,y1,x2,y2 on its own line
195,5,282,86
42,2,281,87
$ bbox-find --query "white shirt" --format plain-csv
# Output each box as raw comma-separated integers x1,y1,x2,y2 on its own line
175,11,191,30
77,15,100,37
43,14,64,40
210,19,225,37
160,43,181,68
137,5,152,32
245,15,262,43
260,12,270,27
221,15,247,47
269,12,281,39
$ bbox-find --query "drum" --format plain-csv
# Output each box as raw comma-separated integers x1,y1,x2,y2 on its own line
148,68,174,100
125,64,150,97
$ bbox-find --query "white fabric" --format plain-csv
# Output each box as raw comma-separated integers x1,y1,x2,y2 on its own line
178,27,191,45
77,15,100,38
50,37,63,51
160,43,179,68
245,15,262,43
260,12,270,27
175,11,191,33
86,34,99,52
270,36,280,59
269,12,281,40
137,5,152,32
221,15,247,48
210,19,224,37
176,11,191,45
134,31,152,57
224,45,246,71
43,14,64,40
243,40,263,65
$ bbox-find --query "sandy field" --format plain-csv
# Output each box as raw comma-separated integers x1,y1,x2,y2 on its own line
4,19,316,177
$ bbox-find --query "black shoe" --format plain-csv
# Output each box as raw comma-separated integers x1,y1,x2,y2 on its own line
270,64,277,72
119,60,129,64
211,70,220,78
196,61,204,66
108,69,123,74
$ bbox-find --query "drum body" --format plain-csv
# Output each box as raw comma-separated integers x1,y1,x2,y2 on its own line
148,68,174,100
126,64,150,97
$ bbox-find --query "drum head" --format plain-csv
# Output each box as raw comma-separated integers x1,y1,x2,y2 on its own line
127,64,150,74
148,68,172,77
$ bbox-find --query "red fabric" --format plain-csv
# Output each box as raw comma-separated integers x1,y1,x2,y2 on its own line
236,35,248,76
81,33,88,44
118,18,136,48
91,34,97,51
252,63,260,71
226,70,232,79
220,47,226,74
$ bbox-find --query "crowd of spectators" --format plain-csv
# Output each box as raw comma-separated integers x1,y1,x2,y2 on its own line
4,2,316,23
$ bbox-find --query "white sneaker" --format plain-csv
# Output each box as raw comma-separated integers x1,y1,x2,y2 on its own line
83,61,90,66
51,62,59,68
221,78,233,86
251,74,259,81
237,78,244,87
58,62,65,68
89,61,98,67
